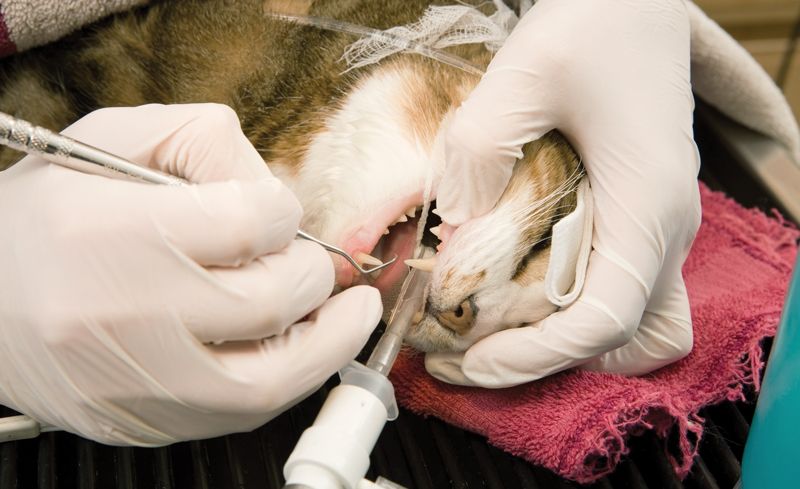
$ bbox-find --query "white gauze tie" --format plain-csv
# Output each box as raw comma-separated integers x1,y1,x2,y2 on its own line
342,1,519,72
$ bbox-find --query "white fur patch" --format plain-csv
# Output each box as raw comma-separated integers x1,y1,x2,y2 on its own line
273,67,446,244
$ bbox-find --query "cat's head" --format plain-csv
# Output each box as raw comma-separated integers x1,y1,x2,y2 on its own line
405,134,582,352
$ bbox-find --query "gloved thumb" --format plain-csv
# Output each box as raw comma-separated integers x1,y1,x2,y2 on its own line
206,285,383,414
436,6,566,226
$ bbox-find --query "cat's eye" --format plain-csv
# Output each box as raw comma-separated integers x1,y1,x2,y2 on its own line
436,297,477,335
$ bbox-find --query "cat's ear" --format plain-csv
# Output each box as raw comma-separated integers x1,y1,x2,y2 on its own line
544,178,592,307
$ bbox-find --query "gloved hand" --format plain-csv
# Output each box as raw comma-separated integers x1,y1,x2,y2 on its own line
429,0,700,386
0,104,382,445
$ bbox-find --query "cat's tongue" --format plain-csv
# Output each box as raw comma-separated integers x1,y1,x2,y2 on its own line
371,218,419,293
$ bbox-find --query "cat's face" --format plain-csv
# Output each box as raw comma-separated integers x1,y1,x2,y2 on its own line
406,213,557,353
405,137,581,352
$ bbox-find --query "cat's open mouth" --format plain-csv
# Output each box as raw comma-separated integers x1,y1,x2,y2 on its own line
334,192,441,292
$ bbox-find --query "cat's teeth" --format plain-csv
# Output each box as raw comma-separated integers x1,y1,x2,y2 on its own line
431,208,440,217
429,225,441,238
405,206,417,218
404,257,438,272
383,229,390,235
395,214,408,224
412,310,424,324
356,251,383,267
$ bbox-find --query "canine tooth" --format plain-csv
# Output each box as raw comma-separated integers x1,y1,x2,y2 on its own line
405,206,417,218
356,251,383,266
396,215,408,223
429,225,441,238
404,257,438,272
383,229,390,235
431,208,440,217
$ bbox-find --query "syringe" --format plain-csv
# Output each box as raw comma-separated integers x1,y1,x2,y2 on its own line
283,266,430,489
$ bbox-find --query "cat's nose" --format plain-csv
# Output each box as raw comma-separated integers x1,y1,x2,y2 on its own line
435,298,476,335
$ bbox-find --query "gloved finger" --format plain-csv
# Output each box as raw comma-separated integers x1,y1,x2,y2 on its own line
582,257,693,375
55,288,378,444
61,103,272,183
206,286,382,414
135,177,301,265
436,1,578,226
187,240,335,343
454,253,650,387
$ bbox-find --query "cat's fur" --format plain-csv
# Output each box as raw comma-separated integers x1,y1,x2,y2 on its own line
0,0,581,352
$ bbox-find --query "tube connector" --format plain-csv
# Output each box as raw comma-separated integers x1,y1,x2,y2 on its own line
283,362,398,489
339,362,398,420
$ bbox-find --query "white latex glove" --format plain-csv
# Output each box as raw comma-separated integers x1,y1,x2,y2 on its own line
428,0,700,386
0,104,382,445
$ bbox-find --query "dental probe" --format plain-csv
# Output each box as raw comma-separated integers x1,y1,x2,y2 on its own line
0,111,395,275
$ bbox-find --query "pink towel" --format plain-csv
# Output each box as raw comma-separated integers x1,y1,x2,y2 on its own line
390,182,799,483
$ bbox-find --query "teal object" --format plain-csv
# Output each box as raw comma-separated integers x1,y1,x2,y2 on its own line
742,255,800,488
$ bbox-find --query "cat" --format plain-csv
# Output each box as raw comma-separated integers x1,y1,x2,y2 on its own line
0,0,582,352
